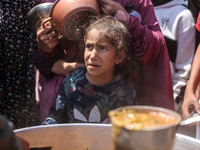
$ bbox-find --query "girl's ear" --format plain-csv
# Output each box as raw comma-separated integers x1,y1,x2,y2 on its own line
115,50,125,64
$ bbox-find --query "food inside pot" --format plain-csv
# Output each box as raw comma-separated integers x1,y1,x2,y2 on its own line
108,108,178,130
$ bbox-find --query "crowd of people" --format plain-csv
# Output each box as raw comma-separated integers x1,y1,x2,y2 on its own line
1,0,200,141
36,0,175,124
42,16,138,124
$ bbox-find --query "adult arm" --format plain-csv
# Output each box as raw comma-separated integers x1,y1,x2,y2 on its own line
34,43,64,76
100,0,174,110
34,47,84,76
51,60,85,76
35,23,84,76
127,0,175,110
181,43,200,119
127,0,164,65
100,0,164,65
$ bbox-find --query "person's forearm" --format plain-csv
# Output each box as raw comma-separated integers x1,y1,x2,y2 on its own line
51,60,68,76
34,49,63,76
51,60,85,76
181,45,200,118
187,44,200,92
34,42,65,76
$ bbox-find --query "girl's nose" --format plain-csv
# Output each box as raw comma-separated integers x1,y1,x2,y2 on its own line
90,49,98,60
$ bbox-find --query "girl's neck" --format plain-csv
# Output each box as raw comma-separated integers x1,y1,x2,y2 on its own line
85,71,114,86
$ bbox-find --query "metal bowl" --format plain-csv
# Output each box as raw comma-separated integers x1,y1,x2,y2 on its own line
109,106,182,150
27,3,53,36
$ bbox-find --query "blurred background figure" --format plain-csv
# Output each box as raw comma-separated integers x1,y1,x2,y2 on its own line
187,0,200,49
152,0,196,113
187,0,200,22
0,0,41,129
0,115,30,150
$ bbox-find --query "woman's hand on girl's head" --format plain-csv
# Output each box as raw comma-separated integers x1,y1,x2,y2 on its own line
101,0,130,26
37,21,59,53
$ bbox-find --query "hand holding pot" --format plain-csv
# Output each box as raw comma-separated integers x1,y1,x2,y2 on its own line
41,0,100,40
181,81,200,119
37,21,59,53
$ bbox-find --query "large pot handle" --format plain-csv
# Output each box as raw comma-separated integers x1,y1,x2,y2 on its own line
180,114,200,126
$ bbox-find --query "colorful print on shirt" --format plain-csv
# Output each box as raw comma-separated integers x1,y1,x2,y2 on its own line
42,67,137,124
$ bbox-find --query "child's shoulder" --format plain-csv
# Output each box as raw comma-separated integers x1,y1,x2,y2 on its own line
64,67,86,82
73,67,85,74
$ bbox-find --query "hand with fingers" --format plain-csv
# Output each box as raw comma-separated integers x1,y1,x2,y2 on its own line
101,0,130,26
37,21,59,53
181,86,200,119
181,44,200,119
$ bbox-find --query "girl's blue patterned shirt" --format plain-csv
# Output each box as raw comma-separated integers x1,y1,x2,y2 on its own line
42,67,137,124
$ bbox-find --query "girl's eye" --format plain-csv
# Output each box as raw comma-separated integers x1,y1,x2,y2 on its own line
100,47,106,51
86,44,93,50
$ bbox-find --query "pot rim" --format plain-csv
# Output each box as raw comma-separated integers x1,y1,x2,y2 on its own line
48,0,59,17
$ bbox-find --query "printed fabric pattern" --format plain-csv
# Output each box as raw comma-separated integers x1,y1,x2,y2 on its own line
0,0,41,129
42,67,137,124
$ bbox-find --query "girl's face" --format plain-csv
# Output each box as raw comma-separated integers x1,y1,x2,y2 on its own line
84,28,125,85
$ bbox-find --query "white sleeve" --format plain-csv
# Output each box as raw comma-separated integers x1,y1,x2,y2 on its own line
173,9,196,100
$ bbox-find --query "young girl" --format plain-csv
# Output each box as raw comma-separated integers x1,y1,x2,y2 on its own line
42,16,138,124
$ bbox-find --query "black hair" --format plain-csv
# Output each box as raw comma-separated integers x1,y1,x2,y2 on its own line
151,0,173,6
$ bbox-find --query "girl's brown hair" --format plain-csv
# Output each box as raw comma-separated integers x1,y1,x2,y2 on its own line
84,16,138,85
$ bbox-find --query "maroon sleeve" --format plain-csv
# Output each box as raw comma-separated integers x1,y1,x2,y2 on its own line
34,43,65,76
125,0,175,110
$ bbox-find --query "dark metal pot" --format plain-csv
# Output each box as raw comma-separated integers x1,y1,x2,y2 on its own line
27,2,53,36
14,123,200,150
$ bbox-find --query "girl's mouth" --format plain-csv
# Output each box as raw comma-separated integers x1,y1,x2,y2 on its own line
88,64,99,68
